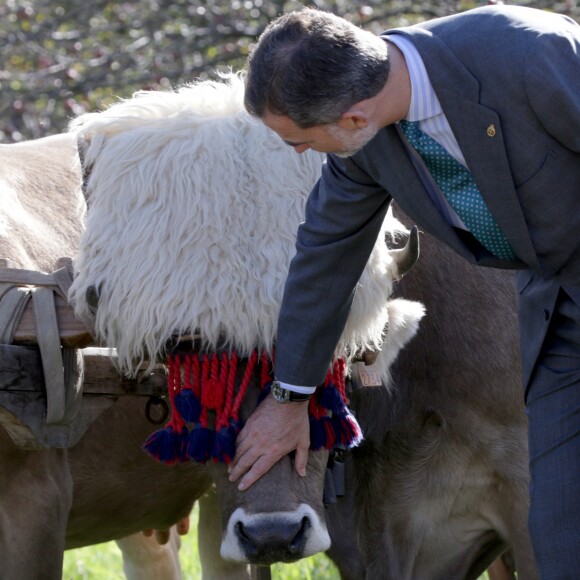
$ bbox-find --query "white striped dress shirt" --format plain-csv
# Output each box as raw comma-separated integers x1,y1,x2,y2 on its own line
387,33,469,230
387,34,467,165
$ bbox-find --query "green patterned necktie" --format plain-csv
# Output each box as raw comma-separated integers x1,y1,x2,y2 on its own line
399,120,517,261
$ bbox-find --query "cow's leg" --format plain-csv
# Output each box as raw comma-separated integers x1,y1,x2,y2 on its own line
198,489,250,580
0,431,72,580
117,528,182,580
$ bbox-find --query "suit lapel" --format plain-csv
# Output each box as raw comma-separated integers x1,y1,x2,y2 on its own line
436,89,539,269
389,27,539,270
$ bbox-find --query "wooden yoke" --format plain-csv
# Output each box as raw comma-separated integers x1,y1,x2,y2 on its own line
0,257,95,348
0,258,97,448
0,259,170,450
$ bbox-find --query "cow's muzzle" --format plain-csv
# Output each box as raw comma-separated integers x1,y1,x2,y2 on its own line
236,515,310,563
221,505,331,564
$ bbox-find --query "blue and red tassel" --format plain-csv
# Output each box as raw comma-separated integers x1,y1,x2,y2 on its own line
143,350,363,465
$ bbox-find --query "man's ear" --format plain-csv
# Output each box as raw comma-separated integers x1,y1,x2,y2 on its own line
338,109,370,129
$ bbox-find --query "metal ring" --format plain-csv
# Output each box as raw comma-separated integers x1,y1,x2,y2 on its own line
145,396,169,425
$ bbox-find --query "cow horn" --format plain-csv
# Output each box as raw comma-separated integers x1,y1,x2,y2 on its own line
391,225,420,279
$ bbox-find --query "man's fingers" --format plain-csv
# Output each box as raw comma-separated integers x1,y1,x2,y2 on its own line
235,425,249,446
294,444,309,477
228,420,256,474
229,447,260,482
238,453,279,491
228,396,311,487
228,436,247,474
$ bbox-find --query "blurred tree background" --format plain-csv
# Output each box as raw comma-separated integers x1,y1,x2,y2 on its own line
0,0,577,143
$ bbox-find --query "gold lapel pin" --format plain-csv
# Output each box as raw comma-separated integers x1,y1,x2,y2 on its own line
487,124,496,137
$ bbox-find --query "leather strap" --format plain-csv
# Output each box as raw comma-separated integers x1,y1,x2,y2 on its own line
0,286,31,343
33,287,68,425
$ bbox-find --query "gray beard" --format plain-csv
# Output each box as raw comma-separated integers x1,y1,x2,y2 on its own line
327,124,378,158
334,147,363,159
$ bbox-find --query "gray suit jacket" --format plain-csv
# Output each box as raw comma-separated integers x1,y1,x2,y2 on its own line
275,5,580,389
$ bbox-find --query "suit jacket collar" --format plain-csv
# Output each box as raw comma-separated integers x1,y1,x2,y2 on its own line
383,27,539,270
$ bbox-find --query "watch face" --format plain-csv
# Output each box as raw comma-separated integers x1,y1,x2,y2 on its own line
272,382,287,401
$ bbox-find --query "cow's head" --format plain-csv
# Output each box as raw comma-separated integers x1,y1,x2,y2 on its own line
207,296,424,565
212,434,330,564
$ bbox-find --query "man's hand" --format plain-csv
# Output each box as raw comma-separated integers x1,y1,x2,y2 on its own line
228,394,310,490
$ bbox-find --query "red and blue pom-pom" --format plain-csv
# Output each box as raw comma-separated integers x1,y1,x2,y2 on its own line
143,426,188,464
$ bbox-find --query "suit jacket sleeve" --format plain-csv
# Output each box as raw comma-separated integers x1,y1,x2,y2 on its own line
274,152,391,386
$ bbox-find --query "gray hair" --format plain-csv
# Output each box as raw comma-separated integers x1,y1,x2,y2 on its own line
244,8,390,128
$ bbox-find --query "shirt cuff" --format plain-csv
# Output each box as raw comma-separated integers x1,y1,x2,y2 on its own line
278,381,317,395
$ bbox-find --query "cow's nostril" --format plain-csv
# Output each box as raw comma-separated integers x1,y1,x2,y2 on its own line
289,516,311,553
236,521,259,557
235,521,249,541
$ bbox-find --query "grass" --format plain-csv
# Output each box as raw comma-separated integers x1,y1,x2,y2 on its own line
64,545,339,579
63,504,341,579
63,504,492,579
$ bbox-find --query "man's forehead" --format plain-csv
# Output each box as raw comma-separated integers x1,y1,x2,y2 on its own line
261,112,325,143
261,113,303,141
261,111,298,132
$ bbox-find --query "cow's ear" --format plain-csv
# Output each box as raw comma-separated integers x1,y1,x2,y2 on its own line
369,298,425,389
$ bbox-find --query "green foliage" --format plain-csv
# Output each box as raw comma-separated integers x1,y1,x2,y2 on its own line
64,543,126,580
64,542,339,579
2,0,575,143
271,555,340,579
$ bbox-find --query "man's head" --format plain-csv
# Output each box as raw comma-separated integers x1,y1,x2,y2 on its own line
244,9,390,129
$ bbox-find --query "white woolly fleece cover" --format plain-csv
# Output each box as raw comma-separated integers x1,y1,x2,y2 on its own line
69,73,424,377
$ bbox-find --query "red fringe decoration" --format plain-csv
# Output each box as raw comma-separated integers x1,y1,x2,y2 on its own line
143,350,362,465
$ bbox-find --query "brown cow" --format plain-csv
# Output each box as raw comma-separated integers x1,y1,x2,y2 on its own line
117,210,534,580
0,75,422,579
325,210,536,579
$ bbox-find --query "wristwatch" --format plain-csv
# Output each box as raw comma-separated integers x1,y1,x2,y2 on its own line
270,380,312,404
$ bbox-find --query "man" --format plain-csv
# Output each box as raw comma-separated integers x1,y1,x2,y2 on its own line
227,5,580,575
